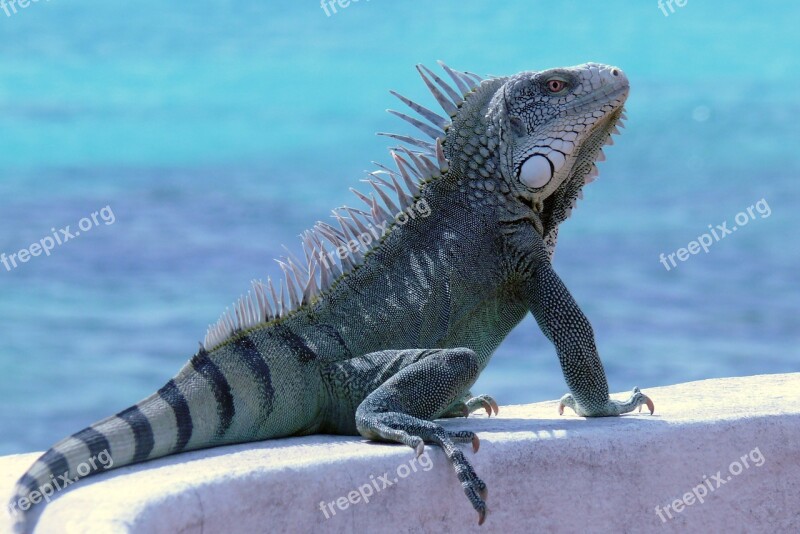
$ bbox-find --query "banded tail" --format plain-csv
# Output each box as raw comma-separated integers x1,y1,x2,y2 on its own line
7,344,271,533
7,377,194,532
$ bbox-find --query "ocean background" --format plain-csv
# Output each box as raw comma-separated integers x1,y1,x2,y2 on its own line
0,0,797,455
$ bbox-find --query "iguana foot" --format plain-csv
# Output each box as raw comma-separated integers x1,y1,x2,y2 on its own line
442,394,499,418
354,348,489,525
358,413,488,524
558,387,654,417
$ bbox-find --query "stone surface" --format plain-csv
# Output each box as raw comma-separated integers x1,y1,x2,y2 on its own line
2,373,798,533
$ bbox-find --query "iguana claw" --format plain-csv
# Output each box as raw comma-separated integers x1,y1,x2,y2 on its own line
485,397,499,416
477,508,486,526
467,394,499,417
638,392,655,415
477,399,493,417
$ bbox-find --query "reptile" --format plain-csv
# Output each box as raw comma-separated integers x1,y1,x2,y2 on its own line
8,60,653,531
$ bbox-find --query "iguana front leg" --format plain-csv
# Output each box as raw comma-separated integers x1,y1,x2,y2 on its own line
527,260,654,417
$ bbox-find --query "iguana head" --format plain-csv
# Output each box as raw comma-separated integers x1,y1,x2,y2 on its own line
438,62,628,256
492,63,627,202
488,63,628,251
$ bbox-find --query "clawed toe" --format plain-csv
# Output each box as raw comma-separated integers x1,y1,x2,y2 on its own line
638,398,653,414
467,394,499,417
474,481,488,524
558,393,575,415
630,386,655,415
465,479,488,525
445,430,480,453
487,397,499,416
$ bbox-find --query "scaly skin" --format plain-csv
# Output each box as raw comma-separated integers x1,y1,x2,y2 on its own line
9,61,652,531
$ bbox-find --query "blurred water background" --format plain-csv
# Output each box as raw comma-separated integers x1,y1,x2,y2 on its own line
0,0,797,454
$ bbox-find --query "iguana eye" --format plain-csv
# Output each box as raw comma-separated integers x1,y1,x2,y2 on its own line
546,78,567,93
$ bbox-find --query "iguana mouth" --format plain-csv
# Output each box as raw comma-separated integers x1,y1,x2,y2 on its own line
538,105,627,241
564,84,629,114
572,106,626,186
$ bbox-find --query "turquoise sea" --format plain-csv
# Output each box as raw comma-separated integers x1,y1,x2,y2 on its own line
0,1,798,454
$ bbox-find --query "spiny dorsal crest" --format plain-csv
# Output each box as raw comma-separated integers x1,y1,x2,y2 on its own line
203,61,483,350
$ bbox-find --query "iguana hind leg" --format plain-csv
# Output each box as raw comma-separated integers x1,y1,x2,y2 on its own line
353,347,488,525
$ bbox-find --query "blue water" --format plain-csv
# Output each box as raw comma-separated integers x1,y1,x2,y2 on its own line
1,1,798,455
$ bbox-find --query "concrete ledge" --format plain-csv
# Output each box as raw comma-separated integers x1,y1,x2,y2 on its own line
2,373,799,533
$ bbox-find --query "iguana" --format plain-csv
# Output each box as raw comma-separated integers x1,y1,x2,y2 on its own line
8,61,653,531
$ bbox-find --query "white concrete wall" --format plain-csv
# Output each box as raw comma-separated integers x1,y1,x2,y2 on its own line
2,373,798,533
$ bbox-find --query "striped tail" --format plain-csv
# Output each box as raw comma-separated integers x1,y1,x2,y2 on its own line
7,378,194,533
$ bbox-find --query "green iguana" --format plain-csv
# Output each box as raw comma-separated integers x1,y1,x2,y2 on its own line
9,61,653,531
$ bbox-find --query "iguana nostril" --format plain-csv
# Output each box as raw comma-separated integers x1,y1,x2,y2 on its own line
611,69,619,77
